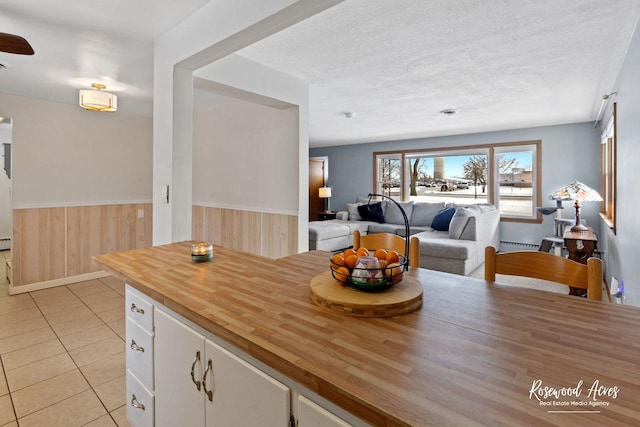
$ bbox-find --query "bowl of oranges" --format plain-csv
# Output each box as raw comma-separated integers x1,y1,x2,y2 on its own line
329,247,406,292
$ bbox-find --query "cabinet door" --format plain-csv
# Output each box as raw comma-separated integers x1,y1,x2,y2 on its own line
155,309,206,427
297,396,353,427
204,339,290,427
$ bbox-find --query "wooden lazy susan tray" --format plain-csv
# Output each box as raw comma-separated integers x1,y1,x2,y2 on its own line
310,271,423,318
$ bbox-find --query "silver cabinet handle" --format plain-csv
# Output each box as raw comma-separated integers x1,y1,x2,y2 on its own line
130,303,145,314
190,350,201,391
130,340,144,352
131,394,145,410
202,359,213,401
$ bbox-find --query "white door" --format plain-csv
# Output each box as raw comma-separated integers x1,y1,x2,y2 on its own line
155,309,206,427
297,395,353,427
204,339,290,427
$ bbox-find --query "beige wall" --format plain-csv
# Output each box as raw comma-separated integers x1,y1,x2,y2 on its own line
1,93,153,290
193,96,299,213
192,95,299,258
2,93,152,207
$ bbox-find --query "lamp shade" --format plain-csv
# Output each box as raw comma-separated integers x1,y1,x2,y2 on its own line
318,187,332,198
79,83,117,112
549,181,602,202
550,181,602,232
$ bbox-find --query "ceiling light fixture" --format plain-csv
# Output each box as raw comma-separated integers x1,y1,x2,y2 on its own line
440,109,457,116
79,83,117,112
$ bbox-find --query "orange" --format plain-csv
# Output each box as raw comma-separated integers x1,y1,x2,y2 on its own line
378,260,388,269
387,262,404,283
373,248,388,261
355,247,370,257
330,253,345,270
386,250,400,264
334,266,350,284
343,248,357,259
344,254,359,268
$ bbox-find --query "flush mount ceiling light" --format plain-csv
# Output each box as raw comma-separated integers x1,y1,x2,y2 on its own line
440,109,458,116
79,83,117,112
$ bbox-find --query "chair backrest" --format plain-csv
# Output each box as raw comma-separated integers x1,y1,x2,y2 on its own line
484,246,603,300
353,230,420,269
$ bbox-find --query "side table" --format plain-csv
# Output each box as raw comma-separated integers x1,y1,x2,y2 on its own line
563,227,603,298
317,211,337,221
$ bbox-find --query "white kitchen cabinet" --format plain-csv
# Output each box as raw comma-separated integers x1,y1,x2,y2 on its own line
154,308,290,427
124,285,362,427
125,287,155,427
297,395,353,427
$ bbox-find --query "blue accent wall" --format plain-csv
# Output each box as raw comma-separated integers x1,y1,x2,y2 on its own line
310,122,601,251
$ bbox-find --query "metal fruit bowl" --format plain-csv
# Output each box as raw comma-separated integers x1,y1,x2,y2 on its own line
329,255,407,292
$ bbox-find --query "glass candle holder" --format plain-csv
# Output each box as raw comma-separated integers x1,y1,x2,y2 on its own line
191,242,213,263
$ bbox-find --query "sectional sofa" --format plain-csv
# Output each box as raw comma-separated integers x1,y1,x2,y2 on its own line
308,198,500,276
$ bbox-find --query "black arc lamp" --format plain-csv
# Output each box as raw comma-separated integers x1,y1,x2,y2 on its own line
367,193,410,271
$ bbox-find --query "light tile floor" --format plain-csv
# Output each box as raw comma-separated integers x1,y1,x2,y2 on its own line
0,250,130,427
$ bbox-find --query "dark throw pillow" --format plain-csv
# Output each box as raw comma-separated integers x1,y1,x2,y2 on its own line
358,202,385,223
431,207,456,231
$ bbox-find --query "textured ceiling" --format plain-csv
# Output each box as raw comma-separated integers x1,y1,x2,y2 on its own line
2,1,640,147
237,0,640,146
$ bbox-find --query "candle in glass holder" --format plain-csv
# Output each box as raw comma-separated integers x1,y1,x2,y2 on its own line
191,242,213,263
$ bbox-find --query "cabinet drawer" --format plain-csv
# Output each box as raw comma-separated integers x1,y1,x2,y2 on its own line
126,318,154,390
126,287,154,332
126,371,154,427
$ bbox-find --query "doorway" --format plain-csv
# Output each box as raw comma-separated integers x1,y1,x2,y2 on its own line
309,157,327,221
0,117,12,290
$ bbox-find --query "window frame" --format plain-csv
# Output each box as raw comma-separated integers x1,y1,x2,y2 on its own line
600,103,616,233
373,140,542,223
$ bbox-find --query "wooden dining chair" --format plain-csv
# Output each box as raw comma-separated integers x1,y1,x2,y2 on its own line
484,246,603,300
353,230,420,269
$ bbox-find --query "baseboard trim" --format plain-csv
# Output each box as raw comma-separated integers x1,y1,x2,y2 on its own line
8,271,111,295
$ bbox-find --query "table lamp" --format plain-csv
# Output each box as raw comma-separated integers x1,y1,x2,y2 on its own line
319,187,332,213
550,181,602,232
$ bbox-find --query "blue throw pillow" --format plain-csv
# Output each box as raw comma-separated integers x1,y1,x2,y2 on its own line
431,207,456,231
358,202,385,223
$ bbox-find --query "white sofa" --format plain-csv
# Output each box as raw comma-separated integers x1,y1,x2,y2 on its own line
308,199,500,276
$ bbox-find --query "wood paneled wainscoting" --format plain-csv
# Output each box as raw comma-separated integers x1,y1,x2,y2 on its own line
11,203,152,293
192,205,298,259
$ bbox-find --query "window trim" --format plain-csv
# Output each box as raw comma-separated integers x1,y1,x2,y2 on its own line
600,103,616,233
374,140,542,223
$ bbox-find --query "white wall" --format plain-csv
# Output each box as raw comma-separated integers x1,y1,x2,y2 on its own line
0,123,11,243
152,0,342,247
599,20,640,306
1,93,152,208
193,96,298,213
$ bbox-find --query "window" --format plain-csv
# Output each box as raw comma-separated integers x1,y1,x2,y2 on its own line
494,145,538,219
375,154,402,200
404,152,489,204
374,140,541,222
600,103,616,233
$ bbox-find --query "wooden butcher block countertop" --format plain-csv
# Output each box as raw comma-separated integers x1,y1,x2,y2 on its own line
95,242,640,427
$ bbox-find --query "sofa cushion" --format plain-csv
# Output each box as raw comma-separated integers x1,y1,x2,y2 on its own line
431,207,456,231
308,222,351,241
410,202,445,226
383,201,414,225
358,202,385,223
367,223,404,235
449,206,482,240
346,203,363,221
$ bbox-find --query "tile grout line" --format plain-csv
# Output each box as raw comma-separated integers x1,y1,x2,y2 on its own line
12,282,125,426
0,353,20,427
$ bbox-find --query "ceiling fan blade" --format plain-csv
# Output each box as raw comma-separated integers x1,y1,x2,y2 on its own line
0,32,35,55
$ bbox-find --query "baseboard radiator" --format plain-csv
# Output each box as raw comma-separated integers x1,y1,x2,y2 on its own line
499,240,540,252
